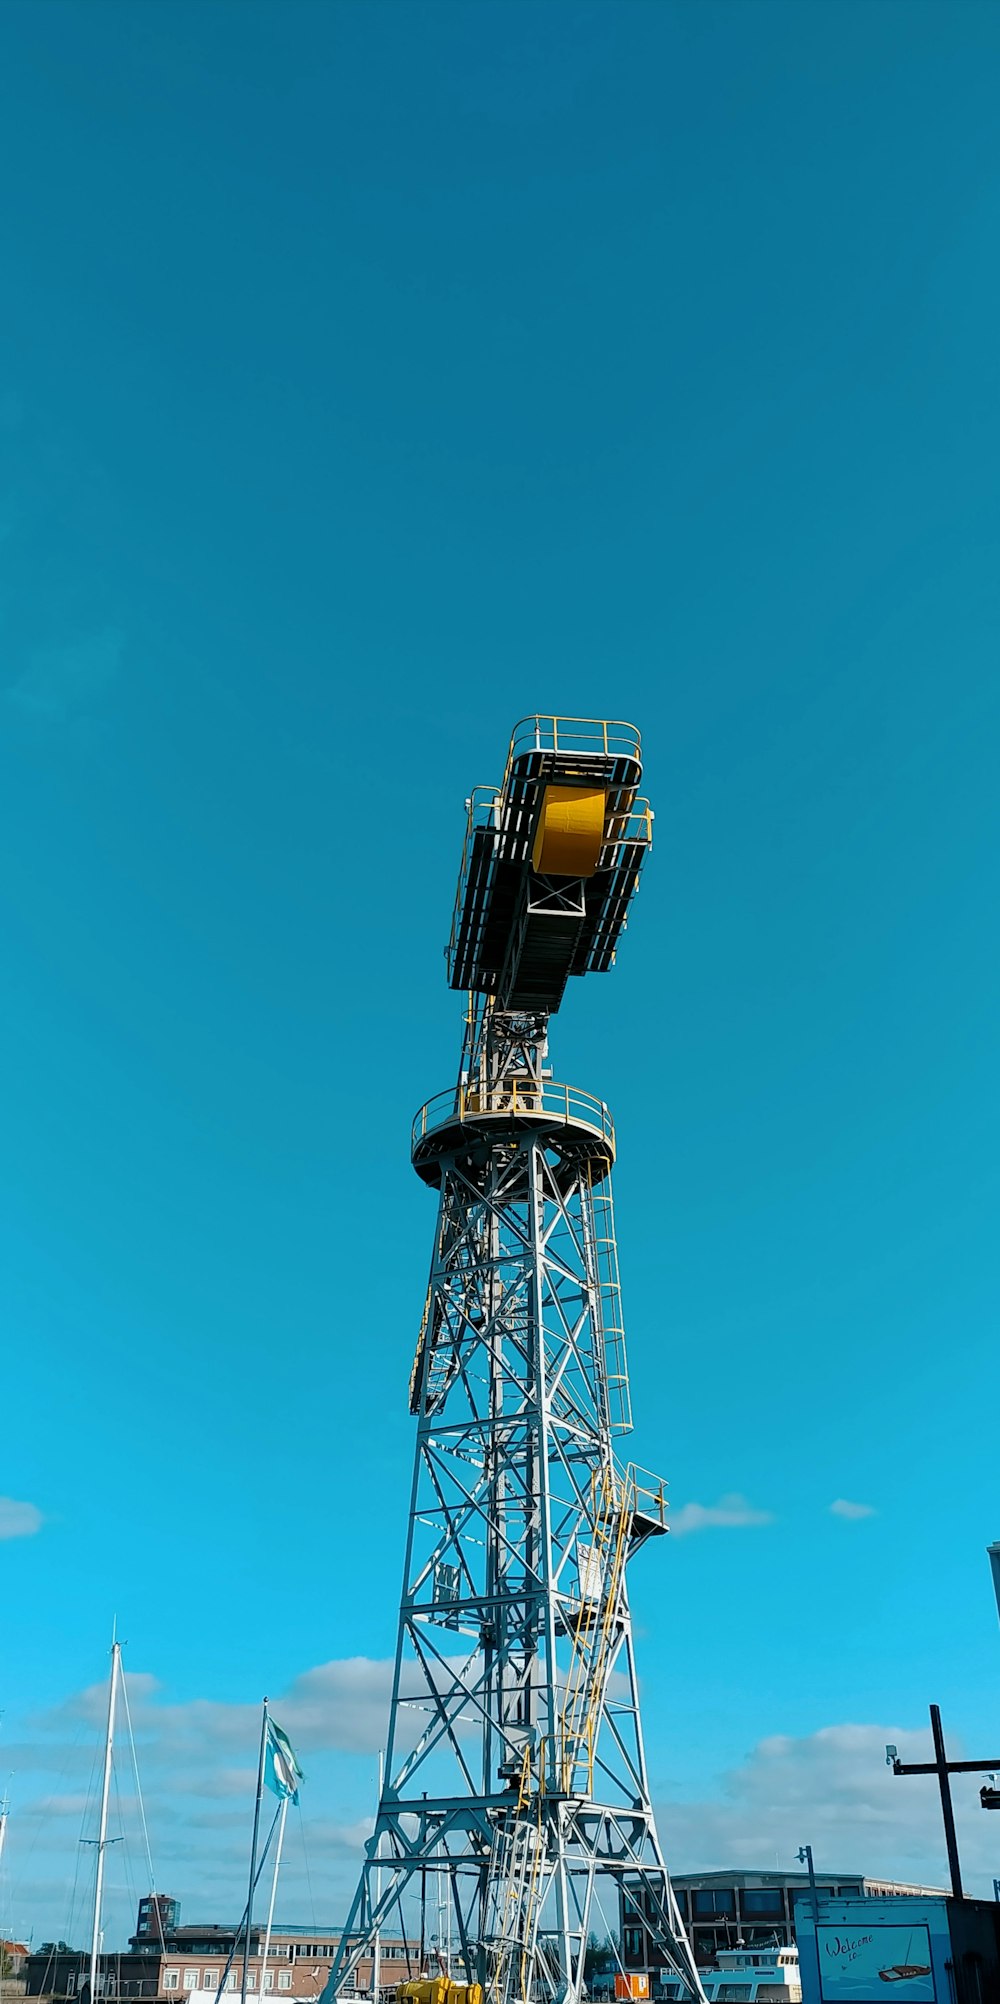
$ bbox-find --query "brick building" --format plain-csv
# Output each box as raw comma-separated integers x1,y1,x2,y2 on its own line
25,1907,421,2004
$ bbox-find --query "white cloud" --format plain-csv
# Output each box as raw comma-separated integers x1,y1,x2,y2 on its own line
12,1653,1000,1940
670,1493,774,1537
830,1498,877,1520
28,1651,480,1776
11,1658,405,1941
657,1721,995,1894
20,1792,92,1820
0,1495,43,1539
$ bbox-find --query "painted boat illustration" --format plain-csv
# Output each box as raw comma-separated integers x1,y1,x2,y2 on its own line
878,1965,932,1984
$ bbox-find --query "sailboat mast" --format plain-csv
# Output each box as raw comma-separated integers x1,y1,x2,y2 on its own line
371,1752,383,2003
241,1702,269,2004
90,1639,122,2004
0,1794,6,2004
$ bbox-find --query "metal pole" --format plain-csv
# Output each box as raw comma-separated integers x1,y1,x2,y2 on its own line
242,1702,270,2004
371,1754,383,2004
929,1705,964,1901
796,1846,820,2004
796,1845,818,1926
258,1795,287,2003
212,1812,280,2004
0,1798,8,2004
419,1791,427,1973
90,1640,121,2004
988,1544,1000,1629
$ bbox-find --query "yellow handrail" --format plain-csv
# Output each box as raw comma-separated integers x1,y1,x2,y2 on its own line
558,1461,646,1796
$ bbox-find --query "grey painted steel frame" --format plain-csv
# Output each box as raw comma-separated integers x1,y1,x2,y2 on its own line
327,1013,705,2004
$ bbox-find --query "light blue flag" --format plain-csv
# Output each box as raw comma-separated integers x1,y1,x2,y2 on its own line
264,1717,304,1804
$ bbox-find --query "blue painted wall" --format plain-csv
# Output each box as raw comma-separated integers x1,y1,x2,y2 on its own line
797,1896,950,2003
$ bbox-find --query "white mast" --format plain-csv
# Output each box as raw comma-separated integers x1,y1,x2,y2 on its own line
371,1753,383,2004
0,1793,8,2004
89,1635,121,2004
255,1794,288,2004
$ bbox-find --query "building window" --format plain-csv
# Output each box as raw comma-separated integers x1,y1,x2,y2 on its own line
183,1976,198,1993
692,1890,735,1917
278,1975,291,1992
264,1979,273,1993
227,1977,238,1992
740,1892,784,1917
165,1976,180,1994
204,1976,218,1991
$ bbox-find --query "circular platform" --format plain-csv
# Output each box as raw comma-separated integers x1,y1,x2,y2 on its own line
411,1080,616,1187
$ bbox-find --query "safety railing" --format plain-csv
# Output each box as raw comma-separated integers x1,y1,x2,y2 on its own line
446,786,501,981
412,1080,615,1152
508,715,642,765
602,799,653,850
630,1464,669,1529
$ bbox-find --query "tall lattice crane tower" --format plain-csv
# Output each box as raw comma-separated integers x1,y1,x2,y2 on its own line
328,717,705,2004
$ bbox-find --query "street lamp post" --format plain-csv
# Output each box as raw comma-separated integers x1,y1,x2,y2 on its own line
795,1847,818,1928
796,1847,821,2001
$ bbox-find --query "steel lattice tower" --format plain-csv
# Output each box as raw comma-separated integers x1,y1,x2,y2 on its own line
328,718,705,2004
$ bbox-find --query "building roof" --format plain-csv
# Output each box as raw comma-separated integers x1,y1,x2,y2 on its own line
669,1869,947,1894
169,1926,338,1936
162,1926,409,1940
671,1871,862,1887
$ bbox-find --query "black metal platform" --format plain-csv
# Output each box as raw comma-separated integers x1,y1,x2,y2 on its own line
446,717,652,1012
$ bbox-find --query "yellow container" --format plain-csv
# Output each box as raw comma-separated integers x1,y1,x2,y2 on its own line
531,786,606,878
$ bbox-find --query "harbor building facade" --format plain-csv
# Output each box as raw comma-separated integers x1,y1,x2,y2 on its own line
621,1871,947,1975
26,1913,421,2004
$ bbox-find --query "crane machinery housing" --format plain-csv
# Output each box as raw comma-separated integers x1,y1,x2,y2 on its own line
325,716,706,2004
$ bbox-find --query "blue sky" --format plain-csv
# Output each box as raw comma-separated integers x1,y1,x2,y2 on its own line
1,0,999,1945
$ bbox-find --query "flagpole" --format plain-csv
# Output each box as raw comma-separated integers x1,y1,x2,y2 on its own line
258,1793,287,2000
242,1700,269,2004
371,1752,383,2004
212,1810,279,2004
